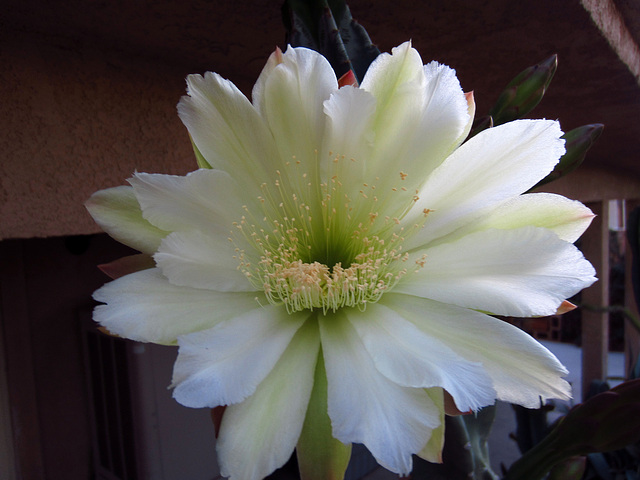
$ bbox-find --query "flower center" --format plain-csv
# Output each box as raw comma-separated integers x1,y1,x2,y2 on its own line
231,154,430,314
254,236,411,314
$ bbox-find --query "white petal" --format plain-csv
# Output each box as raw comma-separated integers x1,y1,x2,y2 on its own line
154,230,256,292
217,320,320,480
448,192,594,243
86,186,167,254
407,120,566,247
171,306,311,407
361,43,470,193
177,71,277,190
384,294,573,407
361,41,426,107
397,226,596,317
251,47,284,114
128,169,244,235
321,85,376,185
93,268,261,344
454,91,476,146
261,46,337,184
319,312,440,475
346,303,496,412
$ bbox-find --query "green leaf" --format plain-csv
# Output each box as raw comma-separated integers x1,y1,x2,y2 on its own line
489,54,557,125
296,351,352,480
547,456,587,480
504,379,640,480
531,123,604,189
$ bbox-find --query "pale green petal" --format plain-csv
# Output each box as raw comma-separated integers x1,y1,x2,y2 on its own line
261,46,337,187
361,43,470,194
171,307,311,407
418,388,445,463
384,294,573,408
154,230,256,292
177,71,278,190
85,186,167,254
458,192,594,243
128,169,244,235
397,226,596,317
407,120,566,248
217,320,320,480
346,303,496,412
98,253,155,279
319,312,440,475
93,268,261,345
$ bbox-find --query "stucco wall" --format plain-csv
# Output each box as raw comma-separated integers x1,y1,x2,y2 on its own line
0,30,194,240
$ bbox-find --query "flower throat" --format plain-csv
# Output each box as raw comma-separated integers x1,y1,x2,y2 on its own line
231,154,429,314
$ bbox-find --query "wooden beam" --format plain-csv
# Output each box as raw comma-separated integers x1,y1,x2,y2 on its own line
581,200,610,398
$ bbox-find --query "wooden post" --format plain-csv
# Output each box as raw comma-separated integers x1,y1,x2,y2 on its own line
625,199,640,376
0,240,45,479
581,200,610,399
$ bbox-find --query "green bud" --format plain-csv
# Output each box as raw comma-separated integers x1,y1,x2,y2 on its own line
489,54,557,125
468,115,493,139
533,123,604,189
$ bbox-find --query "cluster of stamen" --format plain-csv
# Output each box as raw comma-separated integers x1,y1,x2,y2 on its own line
230,152,431,314
258,236,411,313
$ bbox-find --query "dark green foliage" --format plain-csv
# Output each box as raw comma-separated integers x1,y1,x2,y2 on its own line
282,0,380,83
504,379,640,480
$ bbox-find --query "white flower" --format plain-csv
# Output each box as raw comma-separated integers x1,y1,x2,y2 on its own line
87,42,597,479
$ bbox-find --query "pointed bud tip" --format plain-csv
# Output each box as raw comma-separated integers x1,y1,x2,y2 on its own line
444,390,474,416
97,326,120,338
274,46,284,64
556,300,578,315
338,69,358,88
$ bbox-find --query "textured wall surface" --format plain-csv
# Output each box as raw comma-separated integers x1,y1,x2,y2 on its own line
2,0,640,239
0,31,196,239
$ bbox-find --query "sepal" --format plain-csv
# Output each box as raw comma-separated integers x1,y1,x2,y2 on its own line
297,352,352,480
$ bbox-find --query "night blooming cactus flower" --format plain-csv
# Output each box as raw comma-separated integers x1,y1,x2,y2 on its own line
87,42,597,479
